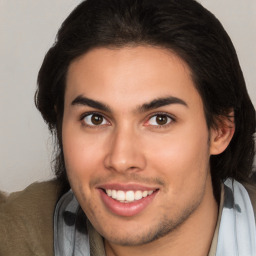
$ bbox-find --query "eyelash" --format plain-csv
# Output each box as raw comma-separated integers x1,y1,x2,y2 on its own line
80,111,110,128
144,112,176,129
79,111,176,128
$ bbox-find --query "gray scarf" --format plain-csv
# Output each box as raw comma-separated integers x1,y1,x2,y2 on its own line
54,179,256,256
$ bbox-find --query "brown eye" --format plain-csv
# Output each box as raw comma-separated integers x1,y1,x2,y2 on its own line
147,114,172,126
91,114,103,125
156,115,168,125
83,113,108,126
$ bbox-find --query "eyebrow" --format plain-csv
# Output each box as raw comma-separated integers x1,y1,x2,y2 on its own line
71,95,111,112
138,96,188,112
71,95,188,113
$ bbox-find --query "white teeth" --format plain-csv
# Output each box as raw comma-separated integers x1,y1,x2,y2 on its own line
134,191,143,200
106,189,112,196
112,190,117,199
105,189,155,203
142,191,148,198
116,191,125,201
126,191,135,202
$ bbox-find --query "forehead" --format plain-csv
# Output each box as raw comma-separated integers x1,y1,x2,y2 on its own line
65,46,202,110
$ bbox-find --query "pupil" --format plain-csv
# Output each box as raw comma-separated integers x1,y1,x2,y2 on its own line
92,114,103,125
156,115,167,125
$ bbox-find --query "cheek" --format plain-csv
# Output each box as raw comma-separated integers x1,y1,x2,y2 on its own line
146,124,210,186
62,125,106,182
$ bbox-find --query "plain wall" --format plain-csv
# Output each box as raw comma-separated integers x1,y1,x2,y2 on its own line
0,0,255,192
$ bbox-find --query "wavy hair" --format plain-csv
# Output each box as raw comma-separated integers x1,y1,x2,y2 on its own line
35,0,255,195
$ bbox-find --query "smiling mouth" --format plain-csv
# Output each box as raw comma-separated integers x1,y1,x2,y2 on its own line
103,189,157,203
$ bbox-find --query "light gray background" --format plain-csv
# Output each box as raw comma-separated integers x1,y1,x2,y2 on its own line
1,0,255,192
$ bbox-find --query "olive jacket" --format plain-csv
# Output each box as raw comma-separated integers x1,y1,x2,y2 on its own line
0,180,255,256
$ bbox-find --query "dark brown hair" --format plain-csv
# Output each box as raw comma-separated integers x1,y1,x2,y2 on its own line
35,0,256,195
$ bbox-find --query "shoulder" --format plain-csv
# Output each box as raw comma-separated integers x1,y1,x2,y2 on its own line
0,180,63,256
0,191,7,204
243,182,256,219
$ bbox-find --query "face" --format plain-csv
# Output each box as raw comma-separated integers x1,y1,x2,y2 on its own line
62,46,216,246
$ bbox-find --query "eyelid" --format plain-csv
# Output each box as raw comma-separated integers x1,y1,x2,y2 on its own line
79,111,175,128
80,111,111,127
144,112,176,127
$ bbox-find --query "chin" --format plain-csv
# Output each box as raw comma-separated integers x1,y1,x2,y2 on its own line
96,208,196,247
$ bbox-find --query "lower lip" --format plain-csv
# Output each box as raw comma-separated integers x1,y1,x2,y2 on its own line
99,189,158,217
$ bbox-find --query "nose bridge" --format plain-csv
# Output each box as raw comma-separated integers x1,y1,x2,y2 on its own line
104,123,145,173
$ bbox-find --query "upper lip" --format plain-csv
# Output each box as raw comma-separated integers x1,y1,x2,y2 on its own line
98,183,159,191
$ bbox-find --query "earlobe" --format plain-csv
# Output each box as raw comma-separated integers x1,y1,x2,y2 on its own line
209,115,235,155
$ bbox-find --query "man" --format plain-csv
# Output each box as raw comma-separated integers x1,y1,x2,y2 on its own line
0,0,255,255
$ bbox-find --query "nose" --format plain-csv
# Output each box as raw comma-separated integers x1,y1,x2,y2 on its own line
103,126,146,173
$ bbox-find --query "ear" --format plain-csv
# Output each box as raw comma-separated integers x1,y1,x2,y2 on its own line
209,112,235,155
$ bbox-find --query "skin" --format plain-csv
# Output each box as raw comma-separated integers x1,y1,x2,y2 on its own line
62,46,234,256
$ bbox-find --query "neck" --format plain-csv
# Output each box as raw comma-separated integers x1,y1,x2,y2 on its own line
105,176,218,256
